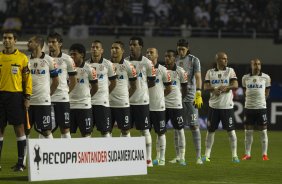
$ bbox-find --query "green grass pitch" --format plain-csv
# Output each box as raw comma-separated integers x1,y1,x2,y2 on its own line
0,126,282,184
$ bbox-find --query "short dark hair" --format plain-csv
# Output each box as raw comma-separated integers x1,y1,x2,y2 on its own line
34,36,45,49
113,40,125,50
47,32,63,43
2,30,18,40
130,36,143,47
69,43,86,58
166,49,177,57
177,39,189,47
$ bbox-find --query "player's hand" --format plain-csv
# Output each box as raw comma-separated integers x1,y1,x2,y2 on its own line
193,90,203,109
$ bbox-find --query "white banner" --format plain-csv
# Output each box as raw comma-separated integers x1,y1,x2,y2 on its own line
27,137,147,181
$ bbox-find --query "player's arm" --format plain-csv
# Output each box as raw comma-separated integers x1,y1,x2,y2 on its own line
219,79,238,93
109,76,117,93
50,76,59,96
181,83,188,98
129,78,137,97
164,83,172,96
265,75,271,98
68,73,77,93
22,59,32,109
90,80,98,96
147,60,156,88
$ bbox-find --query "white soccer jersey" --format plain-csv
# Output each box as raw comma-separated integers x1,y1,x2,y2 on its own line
109,59,137,108
242,73,271,109
176,54,201,102
205,67,237,109
51,52,76,102
149,63,171,111
126,56,156,105
29,53,57,105
69,62,97,109
87,58,116,107
165,65,188,109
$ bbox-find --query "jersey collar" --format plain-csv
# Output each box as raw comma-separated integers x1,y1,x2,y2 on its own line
90,57,103,64
30,52,45,59
172,64,177,71
129,55,142,61
250,72,262,76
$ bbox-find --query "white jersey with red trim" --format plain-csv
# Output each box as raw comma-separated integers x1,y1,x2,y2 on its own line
205,67,237,109
109,59,137,108
87,58,116,107
165,65,188,109
149,63,171,111
126,56,156,105
242,73,271,109
69,62,97,109
51,52,76,102
29,53,57,105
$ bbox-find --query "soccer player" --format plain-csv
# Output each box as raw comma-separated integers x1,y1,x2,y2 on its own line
27,35,59,139
47,32,77,139
241,58,271,161
164,50,188,166
126,36,156,167
109,41,137,137
69,43,98,137
86,40,117,137
0,30,32,171
202,52,240,163
146,48,172,166
173,39,203,164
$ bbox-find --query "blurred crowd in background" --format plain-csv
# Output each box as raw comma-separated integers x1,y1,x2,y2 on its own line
1,0,281,35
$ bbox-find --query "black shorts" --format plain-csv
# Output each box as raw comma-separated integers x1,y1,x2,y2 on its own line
70,108,93,135
52,102,70,130
92,105,112,133
130,105,150,130
0,92,25,127
150,111,166,134
182,102,199,126
166,108,184,130
28,105,52,133
111,107,131,131
207,107,235,132
244,108,268,126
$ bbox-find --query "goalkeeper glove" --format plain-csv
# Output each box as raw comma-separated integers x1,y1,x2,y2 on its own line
193,90,203,109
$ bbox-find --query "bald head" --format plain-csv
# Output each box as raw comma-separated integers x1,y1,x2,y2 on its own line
146,48,158,65
215,52,228,70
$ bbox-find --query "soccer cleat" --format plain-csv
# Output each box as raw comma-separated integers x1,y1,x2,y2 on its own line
153,159,165,166
179,159,187,166
232,157,240,163
147,160,153,167
11,163,24,172
201,156,210,162
262,154,269,161
169,157,180,164
196,157,203,164
241,154,251,160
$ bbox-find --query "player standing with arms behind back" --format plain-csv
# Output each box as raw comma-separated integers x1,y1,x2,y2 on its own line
0,30,32,171
241,58,271,161
202,52,240,163
146,48,172,166
126,36,156,167
173,39,204,164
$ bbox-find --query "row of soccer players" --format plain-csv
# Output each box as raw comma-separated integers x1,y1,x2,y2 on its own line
0,30,270,171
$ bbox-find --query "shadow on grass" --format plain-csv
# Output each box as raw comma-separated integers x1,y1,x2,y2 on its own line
0,176,28,181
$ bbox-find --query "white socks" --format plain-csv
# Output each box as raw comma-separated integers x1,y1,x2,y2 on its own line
204,131,215,158
228,130,238,158
176,129,186,160
39,133,53,139
156,134,166,161
244,129,253,156
61,132,71,139
261,129,268,155
173,129,180,159
141,130,152,161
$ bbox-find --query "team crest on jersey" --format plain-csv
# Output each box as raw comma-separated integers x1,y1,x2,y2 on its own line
99,65,104,71
34,63,38,68
218,74,222,78
40,61,45,67
253,79,256,83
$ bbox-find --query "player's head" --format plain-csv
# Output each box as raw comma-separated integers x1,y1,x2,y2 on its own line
27,35,45,52
146,48,158,65
2,30,18,50
111,40,125,62
177,39,189,58
91,40,104,58
215,52,228,69
250,58,261,74
69,43,86,67
47,32,63,53
129,36,143,59
165,49,177,69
